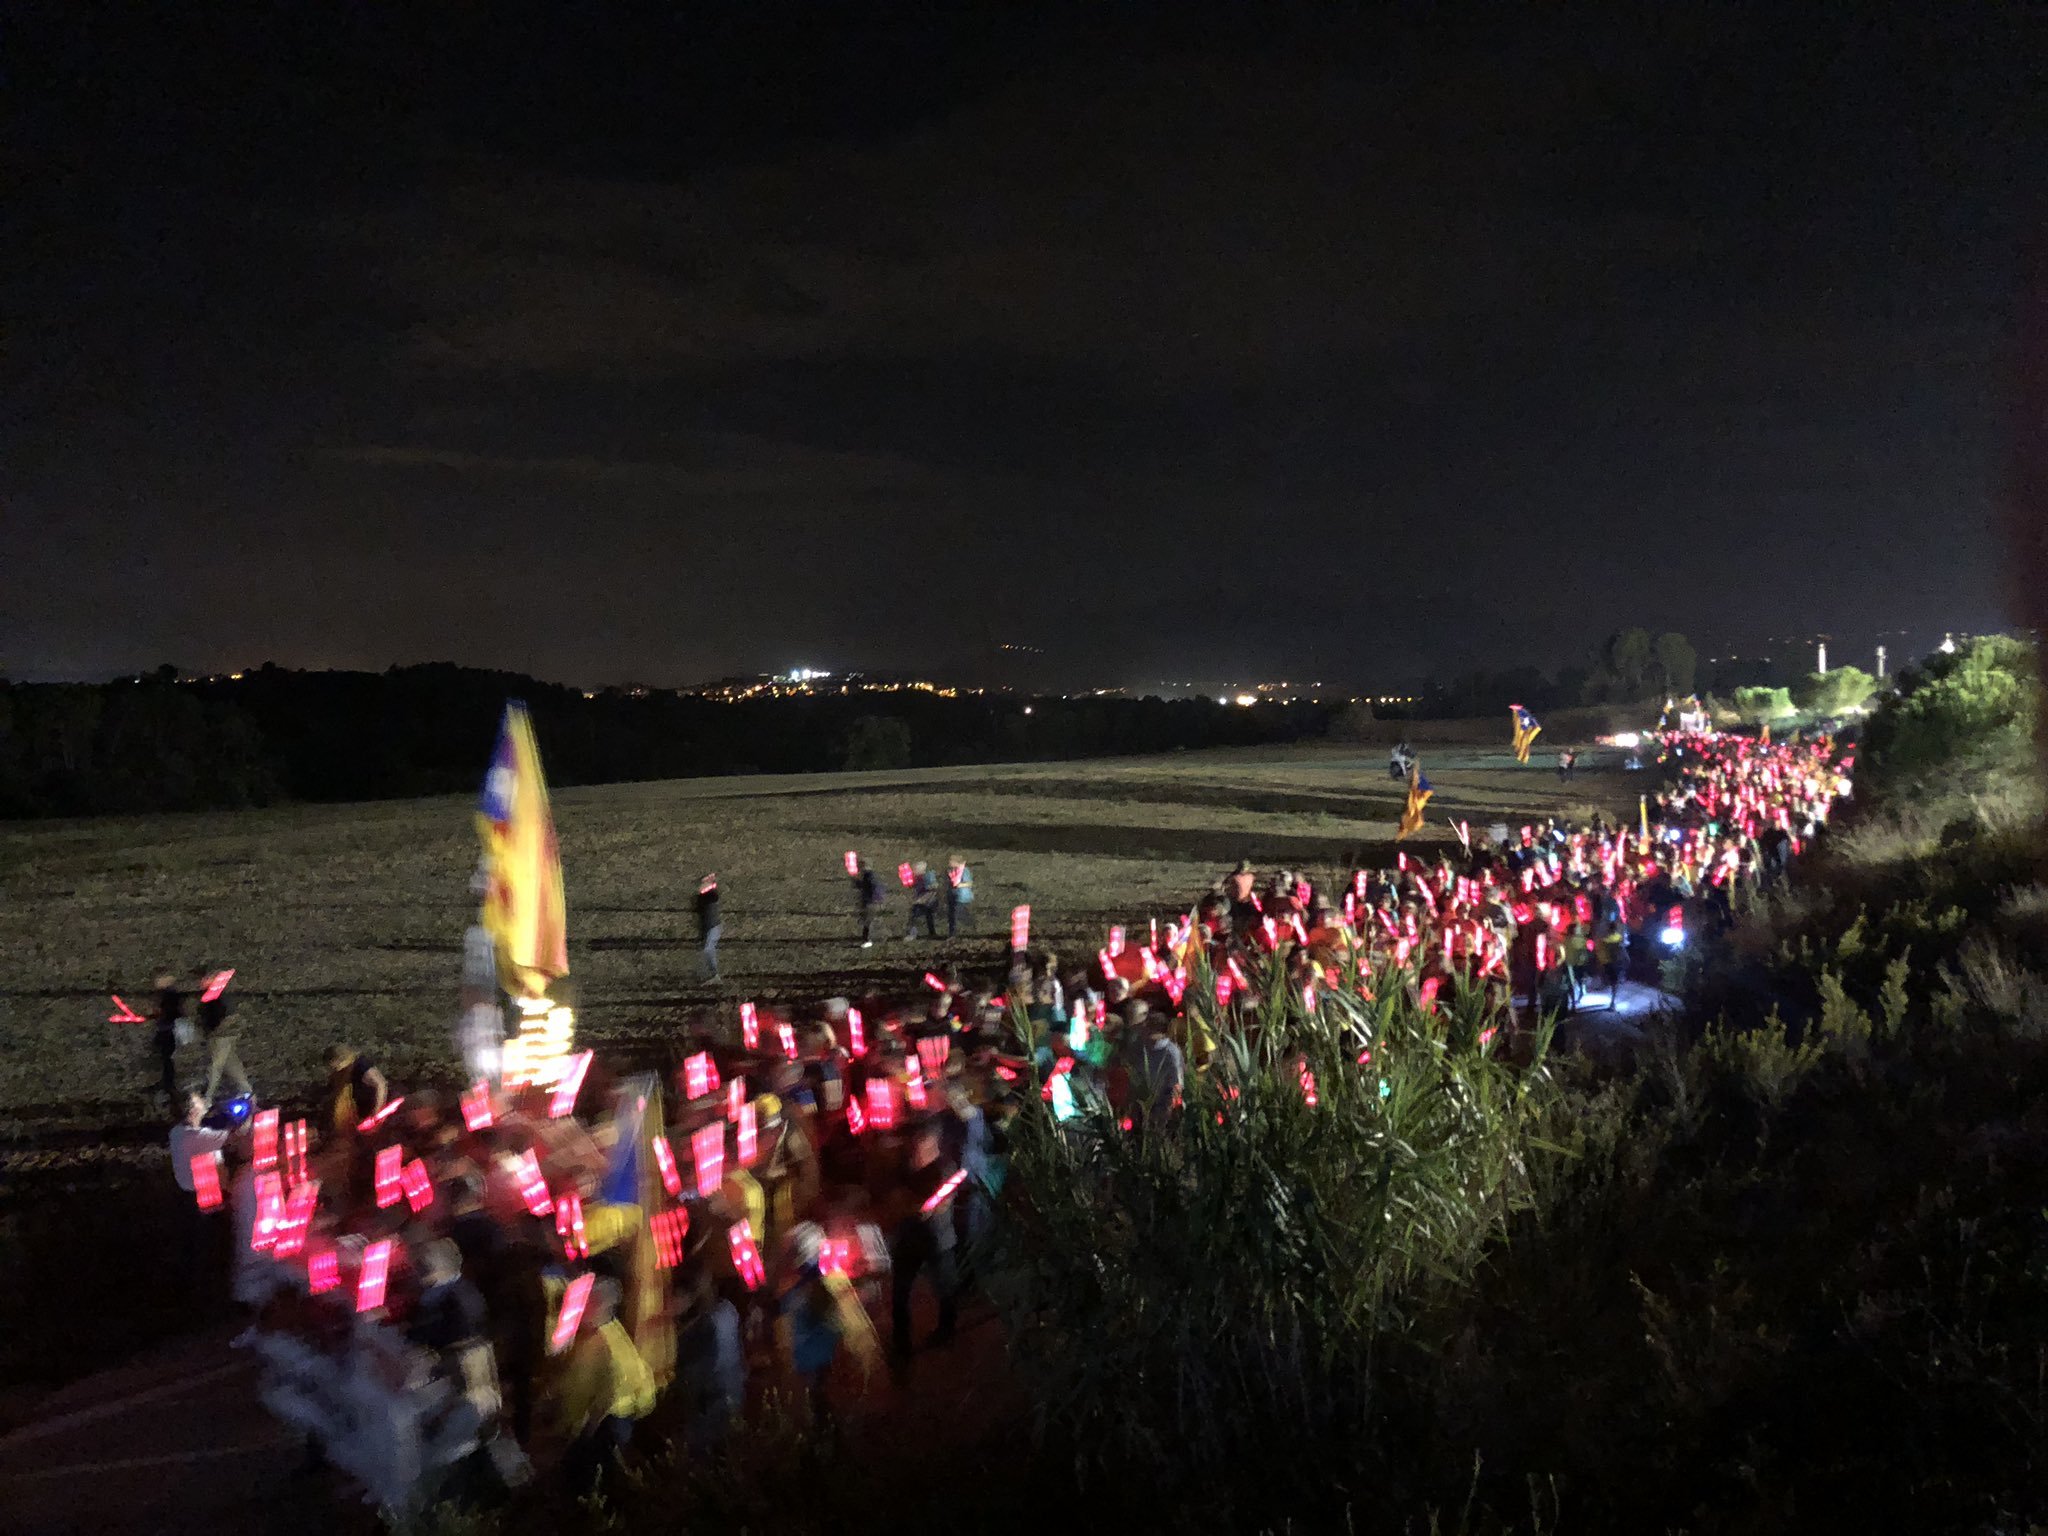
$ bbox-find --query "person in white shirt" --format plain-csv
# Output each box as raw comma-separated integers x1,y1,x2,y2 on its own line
169,1092,230,1193
168,1092,230,1292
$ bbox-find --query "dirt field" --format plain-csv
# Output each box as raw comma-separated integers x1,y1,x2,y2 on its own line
0,734,1637,1127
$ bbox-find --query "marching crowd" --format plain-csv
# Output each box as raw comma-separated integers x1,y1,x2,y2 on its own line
154,726,1851,1512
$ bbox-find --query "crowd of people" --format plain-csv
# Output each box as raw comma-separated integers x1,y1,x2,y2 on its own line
156,726,1850,1513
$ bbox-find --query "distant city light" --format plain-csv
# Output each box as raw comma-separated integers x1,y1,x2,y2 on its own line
1234,693,1257,707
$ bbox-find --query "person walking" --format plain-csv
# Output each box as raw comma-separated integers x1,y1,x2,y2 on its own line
694,873,723,981
852,856,885,948
889,1117,960,1375
945,855,974,937
197,982,253,1104
150,970,187,1102
904,860,941,941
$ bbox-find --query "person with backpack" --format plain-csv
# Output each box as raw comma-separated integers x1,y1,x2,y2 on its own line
945,855,974,937
851,856,885,948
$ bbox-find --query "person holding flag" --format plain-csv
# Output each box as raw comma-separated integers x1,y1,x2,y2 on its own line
1510,704,1543,764
1397,764,1433,840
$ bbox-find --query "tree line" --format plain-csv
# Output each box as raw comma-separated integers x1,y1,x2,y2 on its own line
0,664,1331,819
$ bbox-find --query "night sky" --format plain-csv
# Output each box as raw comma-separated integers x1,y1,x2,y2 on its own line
8,6,2035,690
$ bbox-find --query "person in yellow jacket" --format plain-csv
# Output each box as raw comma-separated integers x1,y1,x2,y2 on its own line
554,1277,657,1495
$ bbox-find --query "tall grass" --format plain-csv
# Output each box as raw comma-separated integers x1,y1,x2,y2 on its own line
995,956,1558,1503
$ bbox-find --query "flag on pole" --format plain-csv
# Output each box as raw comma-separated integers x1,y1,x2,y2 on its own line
1510,705,1542,763
476,702,569,998
1397,767,1433,840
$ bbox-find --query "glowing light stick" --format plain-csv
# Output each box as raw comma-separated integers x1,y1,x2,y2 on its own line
737,1103,758,1166
728,1222,766,1289
252,1108,279,1173
864,1077,896,1131
373,1145,404,1208
1098,948,1117,980
847,1006,865,1056
1299,1064,1318,1107
460,1083,494,1131
847,1095,866,1135
355,1239,392,1314
1049,1072,1077,1122
1216,973,1235,1006
683,1051,718,1100
651,1208,688,1269
555,1187,587,1259
897,862,914,887
108,995,145,1024
401,1158,434,1214
548,1050,593,1118
1010,905,1031,949
820,1236,849,1277
274,1179,319,1256
844,850,860,876
1261,917,1278,950
1418,976,1442,1011
307,1246,339,1295
348,1089,405,1134
779,1022,799,1060
917,1035,951,1078
740,1002,760,1050
726,1077,745,1119
190,1152,224,1211
1107,925,1125,958
511,1149,553,1216
649,1132,684,1198
200,969,235,1003
905,1057,928,1110
921,1169,968,1215
692,1122,725,1197
922,971,946,992
549,1272,594,1353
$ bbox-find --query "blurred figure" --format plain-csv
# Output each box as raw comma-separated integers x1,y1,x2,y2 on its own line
557,1278,657,1496
168,1091,230,1290
889,1117,959,1372
1130,1005,1183,1131
150,970,186,1101
324,1043,389,1135
196,981,252,1104
852,856,885,948
904,861,941,940
945,855,974,936
695,872,723,981
673,1265,746,1452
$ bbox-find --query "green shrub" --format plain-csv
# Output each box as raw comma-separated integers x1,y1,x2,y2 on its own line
1791,665,1877,717
1730,685,1794,724
1862,635,2038,787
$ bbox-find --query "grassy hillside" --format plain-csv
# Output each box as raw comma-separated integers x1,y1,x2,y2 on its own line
0,738,1631,1125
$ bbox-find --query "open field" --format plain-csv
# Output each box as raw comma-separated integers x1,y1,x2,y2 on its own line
0,735,1637,1128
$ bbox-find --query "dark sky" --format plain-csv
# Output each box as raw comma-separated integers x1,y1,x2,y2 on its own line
7,5,2035,689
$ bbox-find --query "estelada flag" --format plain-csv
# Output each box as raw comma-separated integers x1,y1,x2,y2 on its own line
1397,767,1433,840
1509,705,1542,763
477,702,569,998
